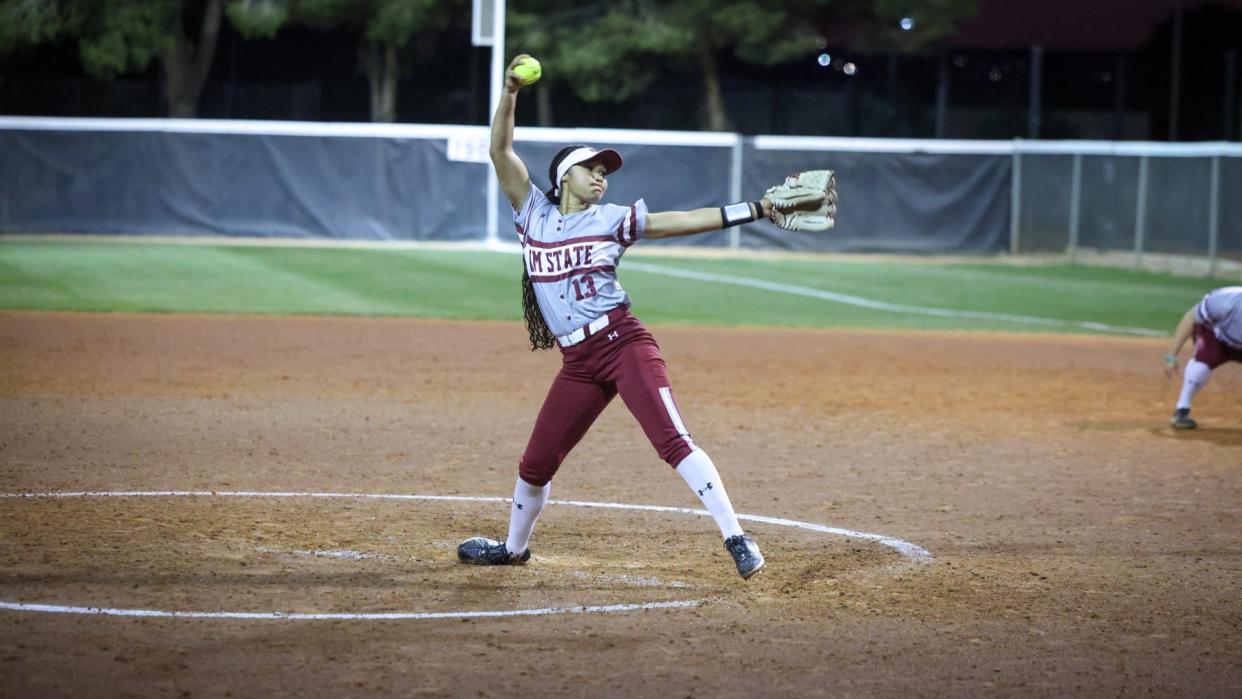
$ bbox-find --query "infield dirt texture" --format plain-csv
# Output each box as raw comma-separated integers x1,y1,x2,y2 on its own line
1,310,1239,696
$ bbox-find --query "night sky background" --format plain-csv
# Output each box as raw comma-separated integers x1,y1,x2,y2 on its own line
2,0,1241,141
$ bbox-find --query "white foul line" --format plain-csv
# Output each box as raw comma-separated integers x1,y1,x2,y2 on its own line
623,261,1166,338
0,490,933,621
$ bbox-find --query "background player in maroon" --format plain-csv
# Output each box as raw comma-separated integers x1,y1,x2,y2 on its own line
457,54,777,579
1164,286,1242,429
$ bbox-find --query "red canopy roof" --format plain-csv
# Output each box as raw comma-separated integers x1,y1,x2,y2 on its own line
953,0,1242,50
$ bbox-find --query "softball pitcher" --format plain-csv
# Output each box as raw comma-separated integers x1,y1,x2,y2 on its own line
1164,286,1242,429
456,54,777,579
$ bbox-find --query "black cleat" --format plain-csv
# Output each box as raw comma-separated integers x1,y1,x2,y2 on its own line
724,534,765,580
457,537,531,565
1171,408,1197,430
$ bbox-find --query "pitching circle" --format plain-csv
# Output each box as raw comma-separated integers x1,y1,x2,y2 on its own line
0,490,932,621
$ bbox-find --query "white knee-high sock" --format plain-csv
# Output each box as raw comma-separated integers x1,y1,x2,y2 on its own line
676,449,745,539
505,477,550,555
1177,359,1212,410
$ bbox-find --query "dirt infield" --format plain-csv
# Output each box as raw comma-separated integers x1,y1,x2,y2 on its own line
1,311,1239,697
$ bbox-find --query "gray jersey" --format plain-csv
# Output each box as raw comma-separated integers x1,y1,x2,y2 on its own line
1196,286,1242,348
513,182,648,337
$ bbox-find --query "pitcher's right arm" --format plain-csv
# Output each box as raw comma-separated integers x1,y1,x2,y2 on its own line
491,55,533,210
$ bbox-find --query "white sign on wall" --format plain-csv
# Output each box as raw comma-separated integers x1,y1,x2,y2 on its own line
447,135,491,163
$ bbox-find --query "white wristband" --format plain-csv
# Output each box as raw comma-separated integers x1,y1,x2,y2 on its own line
721,201,758,227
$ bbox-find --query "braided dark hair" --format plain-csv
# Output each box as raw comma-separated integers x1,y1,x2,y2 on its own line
519,145,589,351
521,267,556,351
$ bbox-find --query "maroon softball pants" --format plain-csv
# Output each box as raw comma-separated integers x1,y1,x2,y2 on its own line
518,307,697,487
1193,322,1242,369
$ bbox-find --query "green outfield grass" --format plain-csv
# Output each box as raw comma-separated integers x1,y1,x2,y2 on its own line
0,238,1219,336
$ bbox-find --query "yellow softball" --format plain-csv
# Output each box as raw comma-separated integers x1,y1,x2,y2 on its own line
513,56,542,86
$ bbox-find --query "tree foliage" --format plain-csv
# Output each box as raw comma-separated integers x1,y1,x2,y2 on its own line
0,0,74,54
224,0,289,37
1,1,162,78
239,0,445,41
1,0,980,124
821,0,980,54
508,0,979,130
509,2,684,104
874,0,979,53
230,0,453,47
229,0,459,122
0,0,223,116
77,1,173,78
510,0,832,130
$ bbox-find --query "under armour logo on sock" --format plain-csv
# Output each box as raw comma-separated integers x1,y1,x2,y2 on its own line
516,503,524,510
697,482,714,496
608,331,619,341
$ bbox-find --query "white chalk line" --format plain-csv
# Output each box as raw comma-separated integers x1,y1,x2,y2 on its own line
252,545,404,562
249,548,692,589
623,261,1166,338
546,498,932,561
571,571,690,589
0,599,700,621
0,490,931,561
0,490,932,621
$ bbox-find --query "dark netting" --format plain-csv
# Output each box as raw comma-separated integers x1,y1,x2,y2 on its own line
1015,153,1075,254
1075,155,1141,252
740,142,1009,254
0,129,490,240
1218,157,1242,264
1143,156,1213,256
1,123,1236,265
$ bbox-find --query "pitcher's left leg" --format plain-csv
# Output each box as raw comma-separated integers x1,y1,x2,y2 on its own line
607,330,763,579
606,329,694,467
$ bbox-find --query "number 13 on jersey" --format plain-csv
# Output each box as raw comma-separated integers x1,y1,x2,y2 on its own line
571,277,598,301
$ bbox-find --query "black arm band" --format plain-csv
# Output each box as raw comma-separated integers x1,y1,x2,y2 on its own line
721,201,764,228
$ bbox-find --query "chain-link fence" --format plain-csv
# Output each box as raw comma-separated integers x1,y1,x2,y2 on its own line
1012,142,1242,276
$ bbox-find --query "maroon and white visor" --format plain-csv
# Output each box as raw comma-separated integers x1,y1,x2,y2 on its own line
554,146,623,194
